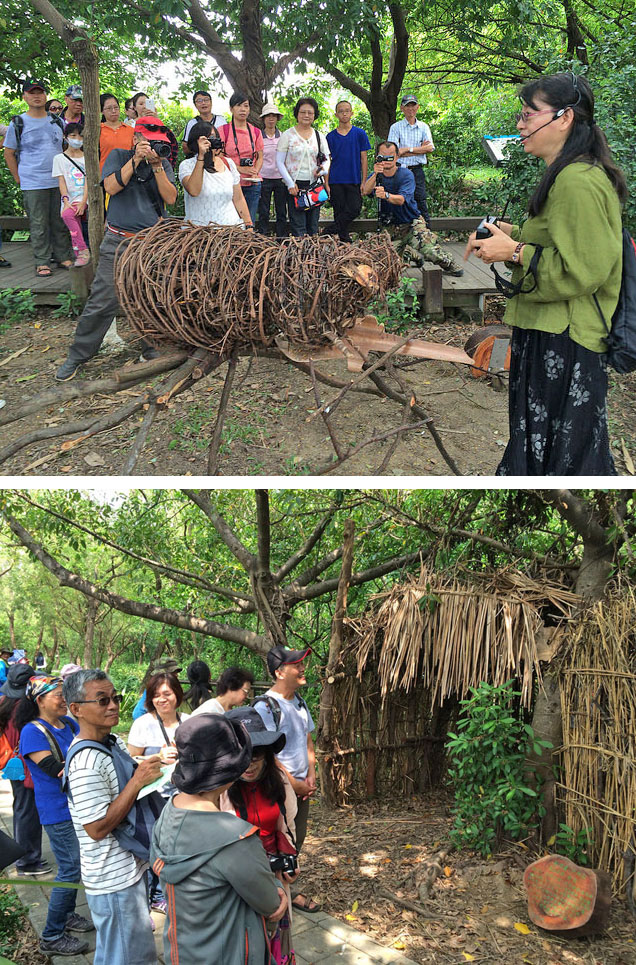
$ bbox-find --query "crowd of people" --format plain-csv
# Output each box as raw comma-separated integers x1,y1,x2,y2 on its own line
0,644,318,963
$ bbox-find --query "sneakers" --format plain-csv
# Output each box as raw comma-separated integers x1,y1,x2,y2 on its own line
139,346,160,362
150,898,167,914
65,912,95,932
39,933,89,957
17,861,51,877
55,358,83,382
73,249,91,267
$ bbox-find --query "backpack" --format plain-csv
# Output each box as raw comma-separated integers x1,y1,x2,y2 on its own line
593,228,636,373
63,737,164,862
250,692,310,730
0,732,15,771
10,112,65,162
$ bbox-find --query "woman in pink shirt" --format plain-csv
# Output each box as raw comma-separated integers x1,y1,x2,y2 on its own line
256,103,288,238
220,93,263,225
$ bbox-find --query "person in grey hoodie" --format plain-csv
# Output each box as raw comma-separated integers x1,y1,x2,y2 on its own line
150,713,287,965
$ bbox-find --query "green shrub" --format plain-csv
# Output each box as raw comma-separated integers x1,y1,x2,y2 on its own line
369,276,420,332
446,679,552,856
52,291,82,318
551,823,593,866
0,886,28,957
0,288,36,330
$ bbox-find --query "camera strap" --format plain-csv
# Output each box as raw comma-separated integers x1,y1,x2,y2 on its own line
231,118,255,160
491,244,543,299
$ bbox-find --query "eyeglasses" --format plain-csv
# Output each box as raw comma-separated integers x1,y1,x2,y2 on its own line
140,123,167,133
241,686,252,696
514,109,555,123
74,694,123,707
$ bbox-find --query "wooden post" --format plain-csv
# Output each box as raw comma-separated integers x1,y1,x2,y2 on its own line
316,518,355,808
70,261,94,306
421,263,443,315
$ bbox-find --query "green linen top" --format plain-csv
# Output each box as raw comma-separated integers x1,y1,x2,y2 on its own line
505,160,623,353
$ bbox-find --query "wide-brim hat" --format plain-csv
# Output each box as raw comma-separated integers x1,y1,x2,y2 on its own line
134,116,171,144
260,101,282,118
524,854,598,930
172,713,252,793
266,645,311,676
1,664,36,699
225,706,287,754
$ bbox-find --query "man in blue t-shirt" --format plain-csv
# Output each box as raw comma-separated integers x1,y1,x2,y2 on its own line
3,80,73,276
325,101,371,242
362,141,463,275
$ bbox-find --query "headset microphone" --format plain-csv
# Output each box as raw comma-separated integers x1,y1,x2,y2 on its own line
519,114,562,141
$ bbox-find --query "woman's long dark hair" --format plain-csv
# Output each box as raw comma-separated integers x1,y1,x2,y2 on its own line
0,696,19,736
14,696,39,732
520,72,627,216
228,745,286,811
183,660,212,710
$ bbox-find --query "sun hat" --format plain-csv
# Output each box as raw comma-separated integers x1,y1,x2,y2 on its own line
134,116,171,144
60,663,82,680
225,706,287,755
524,854,600,931
26,676,62,702
150,658,182,675
1,664,36,699
400,94,418,106
66,84,83,99
260,102,282,118
172,713,252,793
266,646,311,677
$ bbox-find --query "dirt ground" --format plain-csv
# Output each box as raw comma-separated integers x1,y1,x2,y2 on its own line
1,302,634,477
300,795,636,965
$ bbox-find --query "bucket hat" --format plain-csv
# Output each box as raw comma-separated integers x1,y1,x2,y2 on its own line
226,706,287,754
524,854,599,931
260,102,282,118
1,664,36,699
172,713,252,793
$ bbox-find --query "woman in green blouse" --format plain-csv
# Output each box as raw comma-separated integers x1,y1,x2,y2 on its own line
465,73,626,475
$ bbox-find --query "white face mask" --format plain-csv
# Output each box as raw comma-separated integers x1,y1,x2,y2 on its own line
67,138,83,149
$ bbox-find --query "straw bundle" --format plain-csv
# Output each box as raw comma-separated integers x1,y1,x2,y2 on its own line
557,587,636,895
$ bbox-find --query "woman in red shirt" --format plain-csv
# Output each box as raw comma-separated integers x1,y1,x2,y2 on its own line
222,708,298,965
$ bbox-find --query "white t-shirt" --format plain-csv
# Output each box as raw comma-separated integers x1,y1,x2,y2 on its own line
254,691,315,780
51,152,85,208
183,115,226,144
178,155,243,227
190,697,225,717
127,712,190,752
66,736,147,895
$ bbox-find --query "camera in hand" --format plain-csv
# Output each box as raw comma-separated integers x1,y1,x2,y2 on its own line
475,215,499,240
148,140,171,159
268,853,298,875
239,156,254,167
376,154,393,162
316,151,327,165
209,136,223,151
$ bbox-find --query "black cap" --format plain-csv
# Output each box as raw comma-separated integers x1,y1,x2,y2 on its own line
225,707,286,754
23,80,48,94
266,646,311,678
172,713,252,793
1,664,36,699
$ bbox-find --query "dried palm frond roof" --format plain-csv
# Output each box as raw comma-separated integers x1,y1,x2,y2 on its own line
346,566,580,708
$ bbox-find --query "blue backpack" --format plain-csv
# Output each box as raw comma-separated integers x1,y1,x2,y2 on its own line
594,228,636,373
63,737,164,862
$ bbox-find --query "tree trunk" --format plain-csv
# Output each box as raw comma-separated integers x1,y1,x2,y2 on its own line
529,672,562,843
316,518,355,808
6,611,16,650
83,597,98,667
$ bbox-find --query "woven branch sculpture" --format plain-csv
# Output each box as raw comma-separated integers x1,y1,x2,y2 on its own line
115,219,402,354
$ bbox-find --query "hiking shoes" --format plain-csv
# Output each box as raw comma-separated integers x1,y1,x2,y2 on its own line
138,346,160,362
17,861,51,877
55,358,83,381
39,933,89,956
65,912,95,932
444,265,464,276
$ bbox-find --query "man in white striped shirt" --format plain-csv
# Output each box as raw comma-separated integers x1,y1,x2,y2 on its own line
388,94,434,227
64,669,161,965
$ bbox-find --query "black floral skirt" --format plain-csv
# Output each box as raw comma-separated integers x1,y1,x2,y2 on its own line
496,327,616,476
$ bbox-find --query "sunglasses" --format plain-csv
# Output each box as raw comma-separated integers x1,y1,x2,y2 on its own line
49,105,63,113
74,693,124,707
139,123,167,133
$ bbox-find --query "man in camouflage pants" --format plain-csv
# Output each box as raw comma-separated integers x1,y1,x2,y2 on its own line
362,140,463,276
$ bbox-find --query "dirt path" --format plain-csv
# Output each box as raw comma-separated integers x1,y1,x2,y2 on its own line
300,796,635,965
0,308,634,477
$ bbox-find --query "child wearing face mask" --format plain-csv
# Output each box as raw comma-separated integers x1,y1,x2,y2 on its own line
51,122,90,266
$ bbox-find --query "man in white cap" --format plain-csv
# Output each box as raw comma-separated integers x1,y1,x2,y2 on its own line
257,102,288,238
388,93,434,227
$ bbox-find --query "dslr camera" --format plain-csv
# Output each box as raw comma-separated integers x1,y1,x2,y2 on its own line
316,150,328,166
475,215,499,240
148,141,171,160
239,156,254,167
268,853,298,875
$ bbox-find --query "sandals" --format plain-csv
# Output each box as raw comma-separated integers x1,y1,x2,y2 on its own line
292,894,321,913
58,260,74,270
36,265,52,277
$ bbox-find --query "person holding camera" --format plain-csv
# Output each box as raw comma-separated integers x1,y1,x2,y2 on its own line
150,713,287,965
464,72,625,475
363,142,463,275
179,121,253,227
222,707,298,965
220,93,264,225
55,115,177,382
276,97,330,238
387,94,434,227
